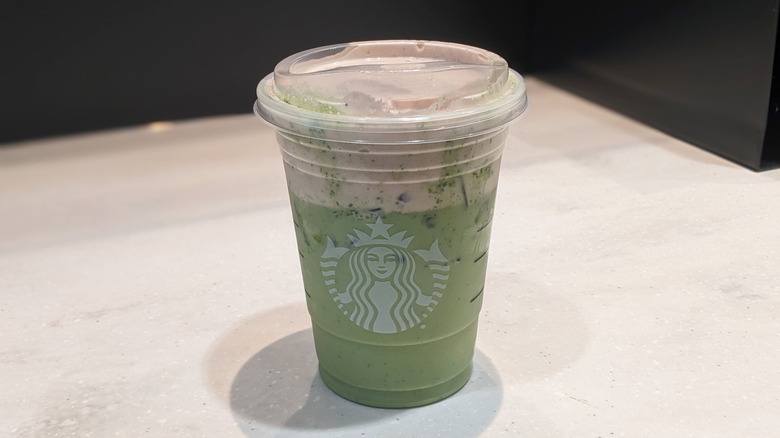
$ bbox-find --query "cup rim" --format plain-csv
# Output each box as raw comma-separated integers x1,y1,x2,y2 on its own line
254,40,529,142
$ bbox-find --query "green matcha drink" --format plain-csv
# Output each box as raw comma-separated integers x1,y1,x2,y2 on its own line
254,40,527,407
289,161,498,406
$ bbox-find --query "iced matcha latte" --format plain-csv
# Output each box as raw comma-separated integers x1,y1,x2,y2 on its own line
254,40,527,407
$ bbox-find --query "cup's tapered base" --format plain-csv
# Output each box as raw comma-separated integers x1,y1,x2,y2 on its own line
318,362,473,409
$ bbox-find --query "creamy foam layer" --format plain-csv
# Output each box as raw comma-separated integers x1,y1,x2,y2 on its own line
256,41,524,211
278,128,506,212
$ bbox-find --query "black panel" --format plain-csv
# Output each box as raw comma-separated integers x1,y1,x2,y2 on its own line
528,0,779,170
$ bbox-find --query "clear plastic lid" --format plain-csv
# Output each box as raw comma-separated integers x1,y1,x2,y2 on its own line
255,40,528,142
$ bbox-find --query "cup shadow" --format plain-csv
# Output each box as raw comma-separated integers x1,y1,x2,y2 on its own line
205,303,502,437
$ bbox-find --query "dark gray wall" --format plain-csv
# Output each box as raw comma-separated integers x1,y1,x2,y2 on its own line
0,0,528,145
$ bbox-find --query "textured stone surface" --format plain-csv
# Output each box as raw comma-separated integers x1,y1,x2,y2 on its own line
2,78,779,437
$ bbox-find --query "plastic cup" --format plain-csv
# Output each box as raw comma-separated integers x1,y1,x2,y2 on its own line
254,40,528,408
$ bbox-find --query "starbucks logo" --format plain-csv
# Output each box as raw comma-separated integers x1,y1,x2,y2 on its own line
320,218,449,334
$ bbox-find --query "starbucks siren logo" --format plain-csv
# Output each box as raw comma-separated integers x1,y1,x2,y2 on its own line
320,218,449,333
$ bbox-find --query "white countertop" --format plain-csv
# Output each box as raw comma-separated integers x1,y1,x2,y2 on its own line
2,78,779,437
